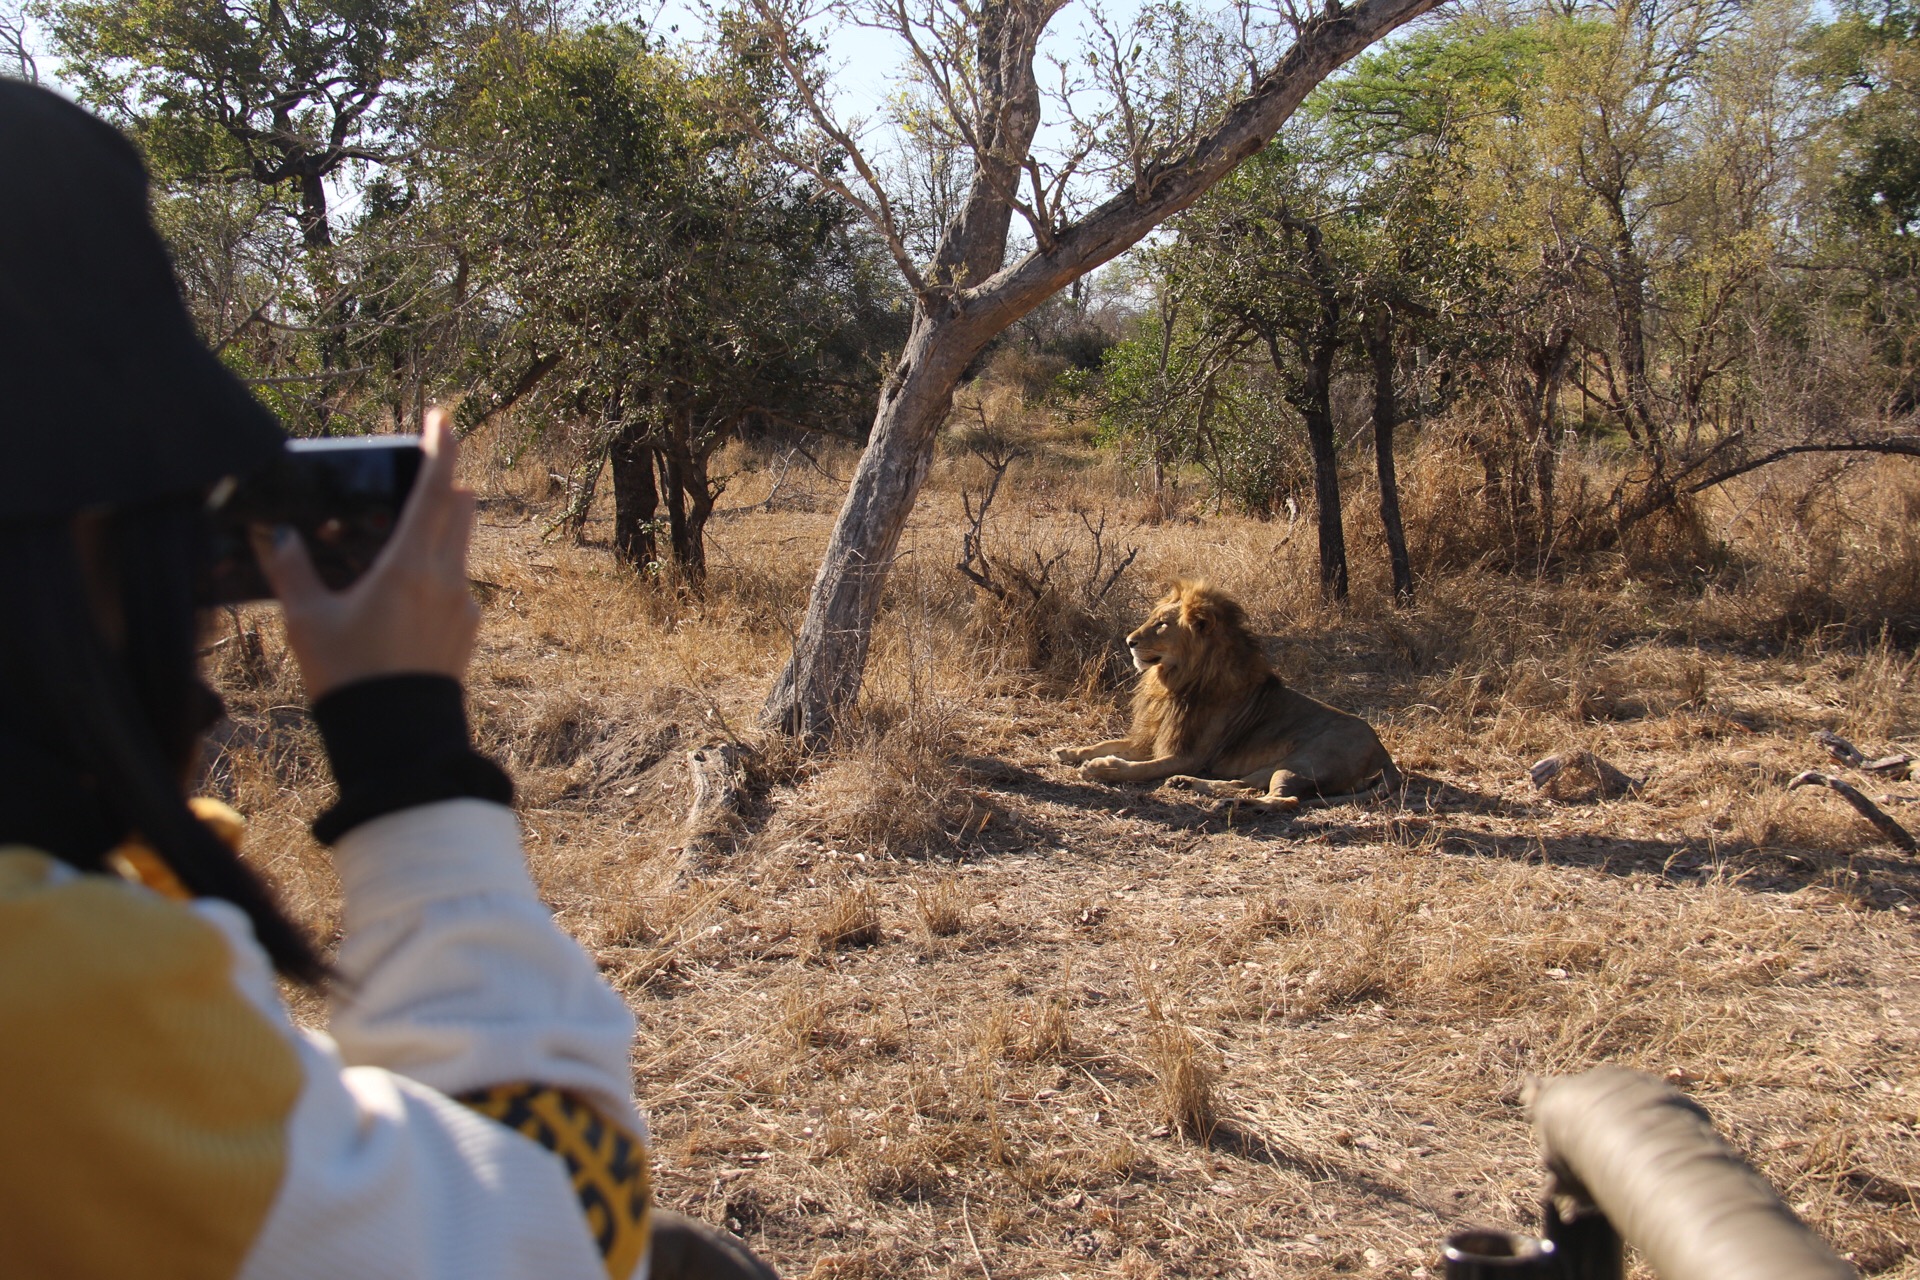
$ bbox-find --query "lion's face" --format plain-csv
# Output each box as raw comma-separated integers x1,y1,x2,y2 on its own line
1126,598,1203,678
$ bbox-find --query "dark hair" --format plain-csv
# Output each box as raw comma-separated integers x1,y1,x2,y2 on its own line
0,501,326,985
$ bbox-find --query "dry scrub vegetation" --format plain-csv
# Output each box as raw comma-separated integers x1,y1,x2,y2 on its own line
200,419,1920,1277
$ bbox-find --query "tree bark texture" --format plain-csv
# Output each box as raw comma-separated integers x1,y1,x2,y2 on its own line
759,0,1445,738
659,451,691,576
1524,328,1572,568
296,167,334,251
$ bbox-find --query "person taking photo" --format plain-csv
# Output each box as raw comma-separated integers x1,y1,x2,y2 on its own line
0,79,774,1280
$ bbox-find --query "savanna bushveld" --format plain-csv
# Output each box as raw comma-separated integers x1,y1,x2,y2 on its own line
16,0,1920,1269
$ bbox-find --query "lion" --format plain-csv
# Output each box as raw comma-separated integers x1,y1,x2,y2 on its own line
1053,580,1399,811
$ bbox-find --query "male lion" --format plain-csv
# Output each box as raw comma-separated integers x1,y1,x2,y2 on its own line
1053,580,1399,810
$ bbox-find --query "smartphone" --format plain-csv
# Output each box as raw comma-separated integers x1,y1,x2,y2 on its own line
199,436,424,606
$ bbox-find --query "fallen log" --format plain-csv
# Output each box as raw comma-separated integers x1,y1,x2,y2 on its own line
1788,770,1918,852
1530,750,1643,800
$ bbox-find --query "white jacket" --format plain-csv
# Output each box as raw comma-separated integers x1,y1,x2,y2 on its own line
0,798,649,1280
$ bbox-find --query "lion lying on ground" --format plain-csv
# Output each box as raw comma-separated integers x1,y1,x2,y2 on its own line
1053,580,1399,811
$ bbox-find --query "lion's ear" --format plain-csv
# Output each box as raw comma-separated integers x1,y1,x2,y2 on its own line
1185,600,1213,632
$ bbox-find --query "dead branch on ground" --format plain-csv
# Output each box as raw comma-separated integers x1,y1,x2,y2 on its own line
1788,771,1918,853
1815,730,1914,780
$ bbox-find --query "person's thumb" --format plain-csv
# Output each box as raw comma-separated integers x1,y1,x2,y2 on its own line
250,525,329,610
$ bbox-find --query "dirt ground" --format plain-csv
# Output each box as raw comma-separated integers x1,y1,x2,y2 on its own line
210,437,1920,1278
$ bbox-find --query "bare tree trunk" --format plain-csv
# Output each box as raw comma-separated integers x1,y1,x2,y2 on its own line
678,441,720,585
1276,215,1348,601
1366,314,1413,605
1302,344,1348,603
659,450,690,574
1522,327,1572,570
296,168,334,251
760,310,994,738
1258,215,1348,604
1601,198,1665,473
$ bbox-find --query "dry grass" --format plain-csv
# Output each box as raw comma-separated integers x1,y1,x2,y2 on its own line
206,424,1920,1278
916,875,973,939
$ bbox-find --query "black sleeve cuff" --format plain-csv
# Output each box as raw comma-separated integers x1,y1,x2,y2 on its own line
309,674,514,845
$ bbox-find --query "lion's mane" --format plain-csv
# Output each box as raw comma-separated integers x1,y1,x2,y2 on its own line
1130,580,1279,757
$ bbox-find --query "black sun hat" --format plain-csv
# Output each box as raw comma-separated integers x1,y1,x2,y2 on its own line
0,81,285,522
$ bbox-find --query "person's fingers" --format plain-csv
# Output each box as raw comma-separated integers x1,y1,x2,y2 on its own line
387,409,460,555
430,487,478,581
413,410,474,577
423,405,453,450
419,407,459,495
250,525,329,610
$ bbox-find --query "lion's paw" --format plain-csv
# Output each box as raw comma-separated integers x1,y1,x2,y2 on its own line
1052,745,1088,766
1163,774,1210,792
1081,756,1129,782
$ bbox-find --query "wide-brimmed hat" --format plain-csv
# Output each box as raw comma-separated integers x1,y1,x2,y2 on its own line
0,81,284,522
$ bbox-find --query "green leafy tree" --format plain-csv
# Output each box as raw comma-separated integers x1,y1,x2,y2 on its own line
435,24,901,581
43,0,450,247
1146,21,1514,600
1805,0,1920,416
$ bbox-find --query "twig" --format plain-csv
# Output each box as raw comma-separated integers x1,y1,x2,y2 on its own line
956,430,1028,601
1788,771,1918,852
960,1194,994,1280
1863,754,1914,780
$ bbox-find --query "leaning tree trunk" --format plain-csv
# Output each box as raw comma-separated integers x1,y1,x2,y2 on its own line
760,309,994,739
1366,314,1413,605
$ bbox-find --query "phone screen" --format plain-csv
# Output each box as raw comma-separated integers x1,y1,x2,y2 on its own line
199,437,424,606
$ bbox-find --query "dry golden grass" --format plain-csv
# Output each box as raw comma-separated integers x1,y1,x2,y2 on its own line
203,425,1920,1278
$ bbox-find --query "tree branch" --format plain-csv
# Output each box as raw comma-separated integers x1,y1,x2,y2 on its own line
1682,436,1920,494
739,0,933,300
968,0,1447,321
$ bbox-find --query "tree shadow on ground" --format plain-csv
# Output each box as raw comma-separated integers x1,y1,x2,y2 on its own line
1206,1122,1445,1219
968,759,1920,911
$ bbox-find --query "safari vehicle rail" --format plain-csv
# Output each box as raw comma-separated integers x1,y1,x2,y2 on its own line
1442,1067,1856,1280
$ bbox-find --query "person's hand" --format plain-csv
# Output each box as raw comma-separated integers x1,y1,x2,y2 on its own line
252,407,480,701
